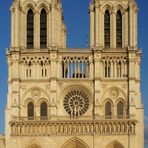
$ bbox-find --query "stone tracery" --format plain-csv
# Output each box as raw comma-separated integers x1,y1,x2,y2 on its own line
106,140,125,148
62,137,88,148
63,90,89,117
27,143,41,148
20,56,50,65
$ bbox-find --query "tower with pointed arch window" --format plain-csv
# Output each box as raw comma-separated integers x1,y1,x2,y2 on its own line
0,0,143,148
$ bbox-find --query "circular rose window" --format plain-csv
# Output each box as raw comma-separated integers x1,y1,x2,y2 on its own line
63,90,89,117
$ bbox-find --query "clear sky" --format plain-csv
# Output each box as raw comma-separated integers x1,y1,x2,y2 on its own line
0,0,148,147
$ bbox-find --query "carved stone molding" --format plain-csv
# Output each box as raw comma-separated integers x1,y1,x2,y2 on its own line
44,84,50,91
110,88,119,99
31,89,41,99
59,82,64,89
102,84,108,89
121,84,127,90
21,85,27,92
20,56,50,65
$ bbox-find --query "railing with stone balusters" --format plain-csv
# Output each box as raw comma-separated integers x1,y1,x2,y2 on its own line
62,56,90,79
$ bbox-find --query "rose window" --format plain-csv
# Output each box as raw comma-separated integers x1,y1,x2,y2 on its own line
63,90,89,117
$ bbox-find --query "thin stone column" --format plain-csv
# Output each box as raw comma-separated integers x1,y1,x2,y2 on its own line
34,11,40,49
90,5,95,48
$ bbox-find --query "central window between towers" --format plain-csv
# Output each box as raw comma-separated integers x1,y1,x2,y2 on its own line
63,89,90,117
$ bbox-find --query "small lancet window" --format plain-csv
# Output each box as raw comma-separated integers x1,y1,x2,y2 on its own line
105,101,112,119
105,61,111,78
116,10,122,48
40,9,47,49
40,102,47,120
117,101,124,118
117,61,122,78
104,10,110,48
27,9,34,49
27,102,34,120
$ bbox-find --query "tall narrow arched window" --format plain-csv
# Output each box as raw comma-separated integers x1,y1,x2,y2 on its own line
27,9,34,49
105,61,111,78
40,9,47,49
117,61,122,78
27,102,34,120
116,10,122,48
40,102,47,119
117,101,124,118
104,10,110,48
105,101,112,119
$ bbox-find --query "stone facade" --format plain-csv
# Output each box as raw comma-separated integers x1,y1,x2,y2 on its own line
0,135,5,148
1,0,144,148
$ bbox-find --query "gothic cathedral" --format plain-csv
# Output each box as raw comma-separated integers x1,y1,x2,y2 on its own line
0,0,144,148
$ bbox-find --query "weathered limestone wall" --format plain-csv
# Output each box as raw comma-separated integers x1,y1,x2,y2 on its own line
0,135,5,148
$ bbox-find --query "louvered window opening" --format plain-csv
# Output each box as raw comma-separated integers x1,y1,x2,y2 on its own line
27,9,34,49
116,11,122,48
104,10,110,48
40,9,47,49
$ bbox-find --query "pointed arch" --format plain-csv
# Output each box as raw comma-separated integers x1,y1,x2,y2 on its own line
114,2,126,14
23,86,50,105
106,140,125,148
24,98,35,106
62,137,89,148
116,10,122,48
102,86,127,102
37,98,49,105
104,10,110,48
101,2,113,13
36,0,50,13
22,0,36,13
28,143,40,148
27,9,34,49
40,8,47,48
27,140,41,148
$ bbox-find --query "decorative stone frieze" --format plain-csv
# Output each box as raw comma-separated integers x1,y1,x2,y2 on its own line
20,56,50,65
10,118,136,136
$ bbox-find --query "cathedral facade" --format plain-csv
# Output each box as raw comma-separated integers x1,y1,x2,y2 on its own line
0,0,144,148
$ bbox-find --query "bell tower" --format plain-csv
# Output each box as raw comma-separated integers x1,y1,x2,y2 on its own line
6,0,66,148
90,0,144,148
10,0,66,51
90,0,138,49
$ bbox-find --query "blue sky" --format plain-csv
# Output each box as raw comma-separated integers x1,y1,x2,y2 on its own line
0,0,148,147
